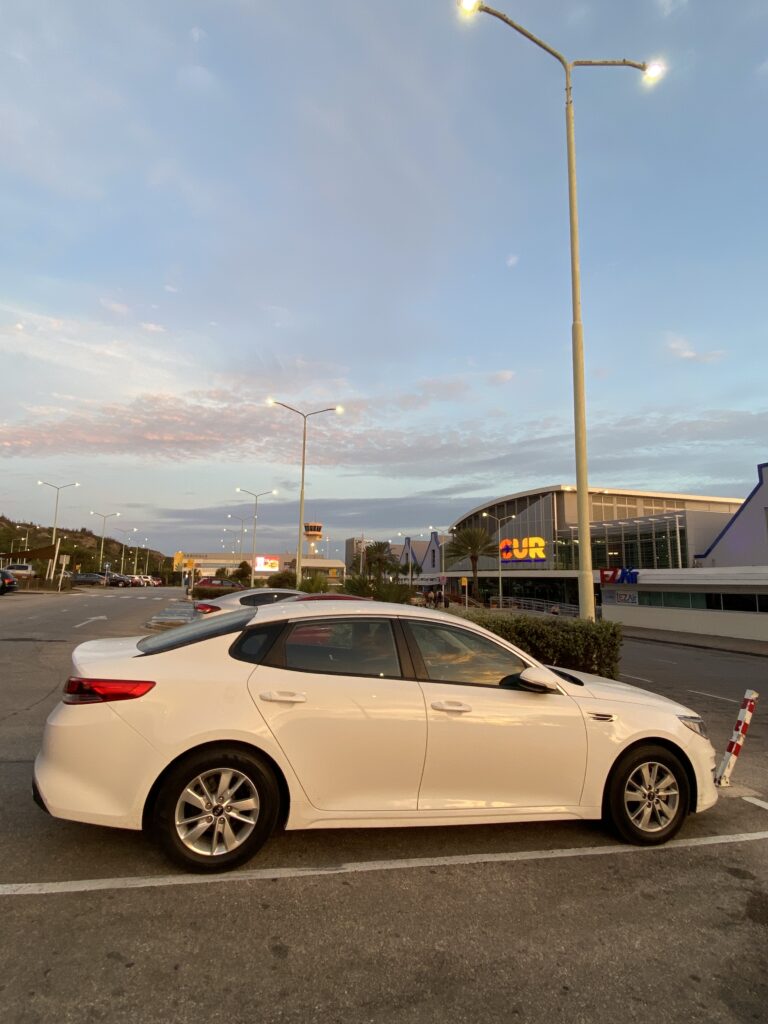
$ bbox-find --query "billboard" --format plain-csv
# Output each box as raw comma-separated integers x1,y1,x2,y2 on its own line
254,556,280,572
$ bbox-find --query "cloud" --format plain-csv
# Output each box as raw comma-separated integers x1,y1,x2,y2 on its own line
163,284,179,293
505,254,520,268
666,333,725,363
176,64,219,95
190,26,206,45
488,370,515,385
140,322,166,333
100,298,129,315
757,58,768,78
655,0,687,15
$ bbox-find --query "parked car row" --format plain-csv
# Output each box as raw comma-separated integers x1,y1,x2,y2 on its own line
71,572,163,588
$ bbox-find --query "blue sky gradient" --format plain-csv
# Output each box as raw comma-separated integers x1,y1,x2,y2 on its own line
1,0,766,555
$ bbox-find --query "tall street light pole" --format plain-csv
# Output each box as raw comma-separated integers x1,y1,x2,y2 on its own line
235,488,277,589
38,479,80,579
458,1,664,620
90,510,121,581
482,511,516,609
267,399,343,585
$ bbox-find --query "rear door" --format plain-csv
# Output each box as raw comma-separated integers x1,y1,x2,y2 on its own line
246,616,426,812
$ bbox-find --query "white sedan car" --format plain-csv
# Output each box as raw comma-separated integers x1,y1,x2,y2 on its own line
34,601,718,872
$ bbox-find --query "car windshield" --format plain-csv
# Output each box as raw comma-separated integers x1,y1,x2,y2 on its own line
137,608,256,655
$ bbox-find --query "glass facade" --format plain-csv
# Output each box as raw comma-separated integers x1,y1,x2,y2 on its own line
555,517,689,571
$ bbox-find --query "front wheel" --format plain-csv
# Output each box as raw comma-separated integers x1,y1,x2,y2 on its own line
606,745,690,845
153,747,280,872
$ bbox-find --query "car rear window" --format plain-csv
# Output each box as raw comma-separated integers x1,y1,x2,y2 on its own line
137,608,255,655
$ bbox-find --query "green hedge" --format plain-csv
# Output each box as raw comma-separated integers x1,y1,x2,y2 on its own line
459,611,623,680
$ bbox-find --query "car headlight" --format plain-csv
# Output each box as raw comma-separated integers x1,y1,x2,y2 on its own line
678,715,708,739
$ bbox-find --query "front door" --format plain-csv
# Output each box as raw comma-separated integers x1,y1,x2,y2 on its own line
403,620,587,811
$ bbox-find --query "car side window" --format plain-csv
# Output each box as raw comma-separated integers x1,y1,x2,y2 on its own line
283,618,402,678
407,622,527,687
229,623,284,664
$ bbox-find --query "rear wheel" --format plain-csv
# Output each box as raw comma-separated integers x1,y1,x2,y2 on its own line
153,747,280,872
606,745,690,845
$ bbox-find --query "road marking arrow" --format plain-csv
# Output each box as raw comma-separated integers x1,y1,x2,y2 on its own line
73,616,108,629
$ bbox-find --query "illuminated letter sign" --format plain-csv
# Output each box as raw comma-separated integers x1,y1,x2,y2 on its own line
499,537,547,563
600,567,638,585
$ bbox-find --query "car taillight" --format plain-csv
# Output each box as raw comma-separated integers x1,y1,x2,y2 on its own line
194,603,220,614
63,678,156,704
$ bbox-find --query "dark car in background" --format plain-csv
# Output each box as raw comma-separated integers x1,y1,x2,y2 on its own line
196,578,246,590
71,573,104,586
0,569,19,595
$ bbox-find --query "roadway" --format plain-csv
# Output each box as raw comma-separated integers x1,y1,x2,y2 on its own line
1,589,766,1023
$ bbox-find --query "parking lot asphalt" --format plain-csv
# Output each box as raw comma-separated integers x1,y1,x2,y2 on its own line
1,590,766,1023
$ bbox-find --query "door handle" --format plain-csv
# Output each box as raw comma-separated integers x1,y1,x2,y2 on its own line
431,700,472,713
259,691,307,703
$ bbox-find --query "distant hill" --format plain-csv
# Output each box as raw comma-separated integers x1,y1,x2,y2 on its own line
0,515,166,575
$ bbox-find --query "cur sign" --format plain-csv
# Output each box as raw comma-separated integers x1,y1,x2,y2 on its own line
499,537,547,563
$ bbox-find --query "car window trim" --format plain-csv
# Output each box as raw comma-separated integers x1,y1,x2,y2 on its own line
399,618,534,690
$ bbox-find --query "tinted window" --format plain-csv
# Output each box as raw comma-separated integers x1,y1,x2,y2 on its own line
722,593,757,613
230,623,284,664
407,622,527,687
283,618,401,678
137,608,255,655
242,592,294,607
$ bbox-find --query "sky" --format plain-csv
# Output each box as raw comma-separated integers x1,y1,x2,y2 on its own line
1,0,767,558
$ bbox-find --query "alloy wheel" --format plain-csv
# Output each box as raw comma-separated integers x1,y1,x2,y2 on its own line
623,760,680,832
174,768,260,856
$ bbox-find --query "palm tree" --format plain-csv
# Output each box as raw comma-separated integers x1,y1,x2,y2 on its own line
364,541,398,585
446,527,497,598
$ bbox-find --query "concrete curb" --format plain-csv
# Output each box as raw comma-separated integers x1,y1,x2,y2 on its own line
143,602,196,632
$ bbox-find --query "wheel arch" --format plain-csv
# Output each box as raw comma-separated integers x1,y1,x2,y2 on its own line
601,737,698,818
142,740,291,832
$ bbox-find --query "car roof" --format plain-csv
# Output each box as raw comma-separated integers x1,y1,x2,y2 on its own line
241,600,467,628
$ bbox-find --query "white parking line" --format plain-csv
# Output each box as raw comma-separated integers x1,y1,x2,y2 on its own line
2,830,767,898
743,797,768,812
620,673,653,684
688,690,739,703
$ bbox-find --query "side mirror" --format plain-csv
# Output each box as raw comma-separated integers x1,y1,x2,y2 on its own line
516,666,561,694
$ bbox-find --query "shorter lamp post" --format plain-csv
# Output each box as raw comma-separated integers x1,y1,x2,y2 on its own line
227,514,248,559
235,487,277,588
116,527,138,574
38,479,80,579
482,512,516,609
90,509,121,581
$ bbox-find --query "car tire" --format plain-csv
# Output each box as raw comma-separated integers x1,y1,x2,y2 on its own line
152,746,280,872
606,744,690,846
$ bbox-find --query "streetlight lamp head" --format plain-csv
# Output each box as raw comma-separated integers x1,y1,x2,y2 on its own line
74,482,80,488
266,397,275,407
458,0,481,14
272,489,278,495
37,480,43,486
235,487,241,493
335,405,344,415
643,60,666,83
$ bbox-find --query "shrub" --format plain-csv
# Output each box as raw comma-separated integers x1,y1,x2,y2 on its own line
192,586,243,600
267,570,297,590
459,611,623,679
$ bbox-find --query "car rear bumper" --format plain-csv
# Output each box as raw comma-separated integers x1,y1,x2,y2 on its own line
34,702,160,830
